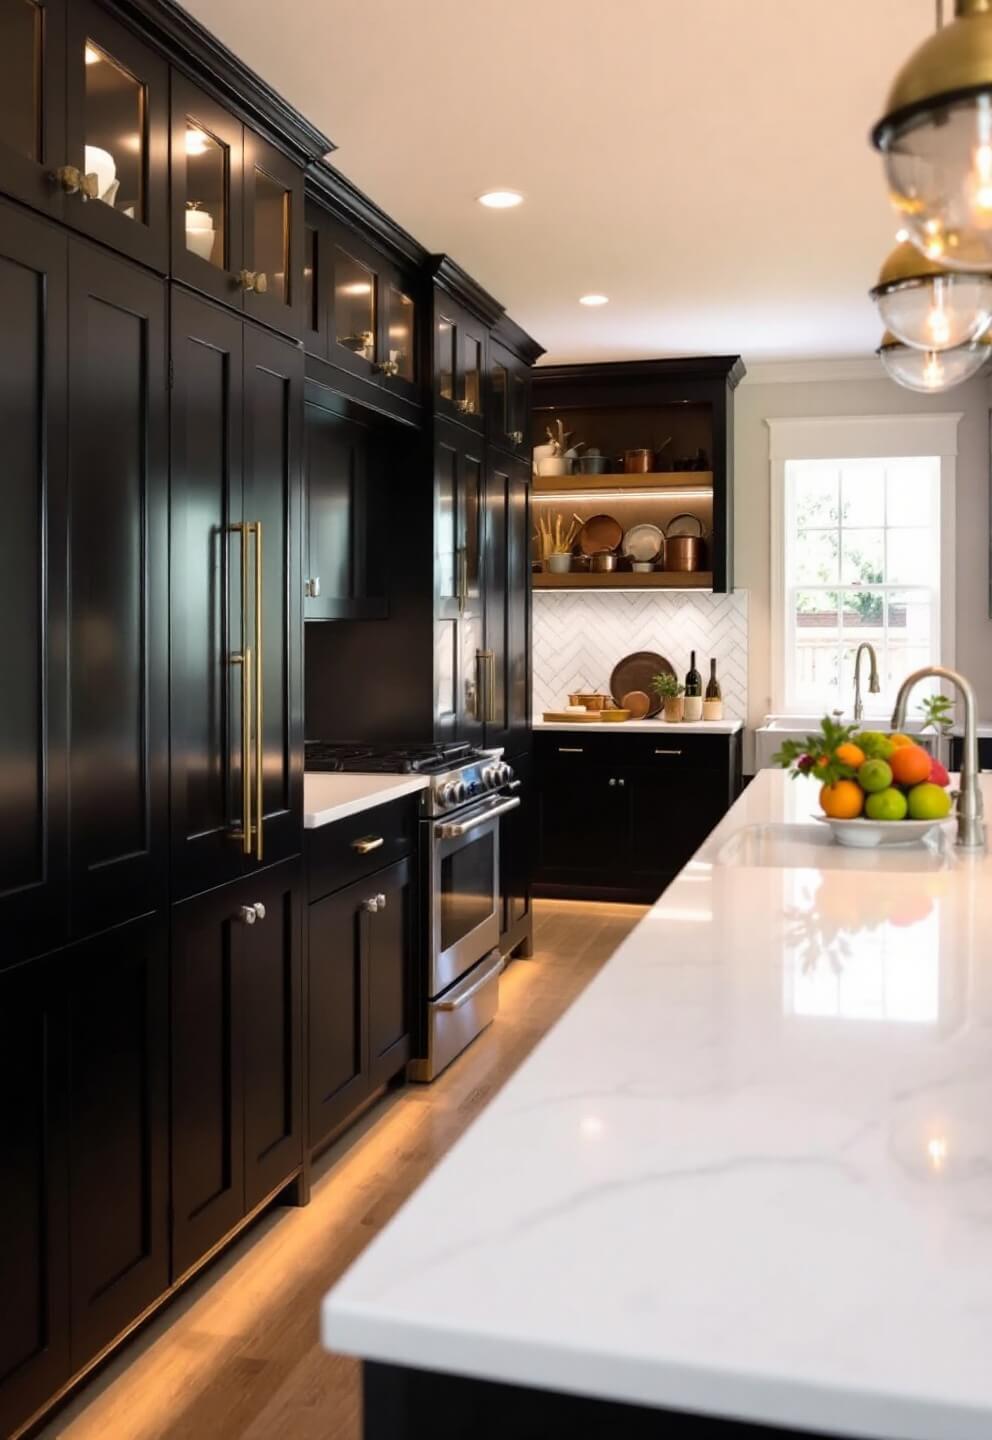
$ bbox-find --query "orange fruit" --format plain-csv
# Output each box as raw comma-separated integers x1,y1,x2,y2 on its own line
889,744,931,787
888,733,914,749
834,742,865,769
820,779,865,819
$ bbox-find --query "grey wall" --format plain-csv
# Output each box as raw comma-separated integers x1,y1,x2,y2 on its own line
734,368,991,769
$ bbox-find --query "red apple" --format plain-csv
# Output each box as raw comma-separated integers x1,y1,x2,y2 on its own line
928,756,950,787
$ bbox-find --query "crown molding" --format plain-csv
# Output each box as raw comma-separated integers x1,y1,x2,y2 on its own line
741,356,884,385
429,255,505,328
306,163,428,270
492,312,545,365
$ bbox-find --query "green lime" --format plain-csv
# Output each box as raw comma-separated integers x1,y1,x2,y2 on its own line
859,731,896,762
907,782,952,821
858,758,893,793
865,787,909,822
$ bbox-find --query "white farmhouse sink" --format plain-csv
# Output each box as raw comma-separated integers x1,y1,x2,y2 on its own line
754,715,939,771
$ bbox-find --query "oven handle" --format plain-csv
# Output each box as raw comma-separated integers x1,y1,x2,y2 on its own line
436,794,521,839
435,951,505,1011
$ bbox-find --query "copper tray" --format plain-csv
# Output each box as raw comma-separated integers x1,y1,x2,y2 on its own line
609,651,675,718
578,513,623,556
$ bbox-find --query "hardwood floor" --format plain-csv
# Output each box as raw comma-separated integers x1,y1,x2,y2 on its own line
40,899,646,1440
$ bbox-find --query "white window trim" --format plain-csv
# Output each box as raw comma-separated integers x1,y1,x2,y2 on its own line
767,413,961,715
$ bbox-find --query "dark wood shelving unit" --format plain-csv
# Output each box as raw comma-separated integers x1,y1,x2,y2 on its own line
533,570,714,591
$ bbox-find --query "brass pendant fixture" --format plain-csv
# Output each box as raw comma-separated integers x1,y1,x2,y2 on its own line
872,0,992,271
870,240,992,348
877,327,992,391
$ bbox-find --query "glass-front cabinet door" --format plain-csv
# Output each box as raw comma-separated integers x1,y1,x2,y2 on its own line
65,0,169,270
170,74,242,306
433,291,486,433
242,127,304,340
489,337,531,458
0,0,65,217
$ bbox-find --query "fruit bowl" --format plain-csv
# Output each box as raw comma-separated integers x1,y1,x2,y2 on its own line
815,815,955,849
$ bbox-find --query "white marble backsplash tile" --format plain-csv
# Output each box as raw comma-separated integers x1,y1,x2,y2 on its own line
533,589,748,719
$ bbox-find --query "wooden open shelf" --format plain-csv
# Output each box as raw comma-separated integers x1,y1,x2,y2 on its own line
533,570,713,591
532,470,712,495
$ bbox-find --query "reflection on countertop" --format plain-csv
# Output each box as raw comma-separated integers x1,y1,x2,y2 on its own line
322,770,992,1440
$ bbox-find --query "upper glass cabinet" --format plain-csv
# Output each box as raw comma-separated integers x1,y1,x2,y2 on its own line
334,248,376,361
385,286,415,382
489,337,531,457
170,76,304,339
0,0,43,166
65,0,168,269
433,290,487,432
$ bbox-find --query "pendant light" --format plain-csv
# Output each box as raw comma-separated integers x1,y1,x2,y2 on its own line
872,0,992,271
877,328,992,391
870,240,992,348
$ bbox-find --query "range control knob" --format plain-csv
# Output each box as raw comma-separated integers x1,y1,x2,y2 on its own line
482,765,498,789
498,762,514,786
442,780,465,808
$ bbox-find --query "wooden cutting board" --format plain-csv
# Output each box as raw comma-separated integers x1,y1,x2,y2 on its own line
542,710,599,723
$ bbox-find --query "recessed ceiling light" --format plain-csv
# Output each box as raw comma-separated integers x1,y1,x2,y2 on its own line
579,293,609,306
478,190,524,209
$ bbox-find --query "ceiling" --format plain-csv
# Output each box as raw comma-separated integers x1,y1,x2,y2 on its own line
183,0,935,365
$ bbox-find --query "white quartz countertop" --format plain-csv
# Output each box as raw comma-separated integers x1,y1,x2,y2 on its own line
534,718,743,736
303,773,428,829
322,770,992,1439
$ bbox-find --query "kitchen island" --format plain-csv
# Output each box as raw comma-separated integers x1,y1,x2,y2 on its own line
321,770,992,1439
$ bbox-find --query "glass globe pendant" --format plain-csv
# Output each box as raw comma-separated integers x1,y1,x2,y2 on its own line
871,241,992,348
877,329,992,391
872,0,992,272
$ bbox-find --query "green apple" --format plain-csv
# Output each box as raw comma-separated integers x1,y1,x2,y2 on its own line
858,758,893,793
865,787,909,822
907,782,952,821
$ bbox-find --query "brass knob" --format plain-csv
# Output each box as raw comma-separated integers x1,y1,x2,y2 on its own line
253,901,266,921
373,358,400,378
511,429,524,445
238,269,268,293
80,172,99,201
54,164,83,194
238,904,257,925
456,398,476,415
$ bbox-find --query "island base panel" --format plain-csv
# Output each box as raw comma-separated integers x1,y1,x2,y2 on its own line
363,1361,837,1439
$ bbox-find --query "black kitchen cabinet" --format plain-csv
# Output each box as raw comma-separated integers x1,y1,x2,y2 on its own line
67,239,168,938
171,290,303,900
0,201,67,966
499,755,533,959
171,74,305,338
489,336,531,460
172,859,304,1280
433,287,488,432
303,382,389,620
64,0,169,271
67,913,169,1370
0,955,70,1440
308,856,415,1153
0,0,66,219
534,731,741,902
433,418,486,745
484,447,531,754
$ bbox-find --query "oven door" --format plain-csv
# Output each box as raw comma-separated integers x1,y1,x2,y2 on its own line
429,793,521,997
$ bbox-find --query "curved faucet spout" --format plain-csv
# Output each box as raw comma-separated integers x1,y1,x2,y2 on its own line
891,666,985,850
852,642,881,723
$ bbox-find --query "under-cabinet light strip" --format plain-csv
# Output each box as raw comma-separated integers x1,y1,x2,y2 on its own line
532,489,712,503
532,586,714,595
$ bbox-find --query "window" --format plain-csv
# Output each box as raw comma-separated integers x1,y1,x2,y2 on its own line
769,414,959,717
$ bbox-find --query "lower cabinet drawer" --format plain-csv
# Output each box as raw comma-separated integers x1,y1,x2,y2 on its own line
307,795,418,902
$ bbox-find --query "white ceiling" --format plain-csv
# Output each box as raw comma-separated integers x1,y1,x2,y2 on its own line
183,0,934,365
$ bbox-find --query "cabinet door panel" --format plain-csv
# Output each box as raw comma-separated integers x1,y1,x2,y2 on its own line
308,879,370,1149
67,242,167,936
0,0,65,218
488,339,530,458
304,400,385,621
0,201,67,963
367,858,414,1087
65,0,169,270
243,324,304,870
171,73,244,307
170,290,245,899
537,766,628,879
68,914,168,1368
0,957,69,1440
243,861,303,1208
627,762,729,886
483,450,531,753
243,127,304,339
171,880,246,1279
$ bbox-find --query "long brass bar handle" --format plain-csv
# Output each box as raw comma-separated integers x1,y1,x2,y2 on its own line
484,650,497,723
457,548,467,613
250,520,264,863
230,522,252,855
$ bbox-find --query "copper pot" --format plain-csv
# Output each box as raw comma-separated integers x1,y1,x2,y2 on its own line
665,535,704,572
623,448,653,474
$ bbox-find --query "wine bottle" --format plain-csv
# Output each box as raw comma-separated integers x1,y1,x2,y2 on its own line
705,658,721,700
685,651,702,697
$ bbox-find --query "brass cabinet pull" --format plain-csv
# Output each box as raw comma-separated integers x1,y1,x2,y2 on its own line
238,904,257,925
457,548,468,612
456,397,476,415
352,836,384,855
510,430,524,445
477,649,496,723
230,521,253,856
250,521,263,863
372,358,399,377
54,164,83,193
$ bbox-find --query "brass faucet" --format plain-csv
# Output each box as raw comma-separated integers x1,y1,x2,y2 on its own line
891,666,985,850
852,642,881,722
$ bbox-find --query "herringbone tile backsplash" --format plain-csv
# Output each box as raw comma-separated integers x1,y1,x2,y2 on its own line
533,591,749,719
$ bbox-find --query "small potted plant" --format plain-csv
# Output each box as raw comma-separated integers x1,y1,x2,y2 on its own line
652,672,685,723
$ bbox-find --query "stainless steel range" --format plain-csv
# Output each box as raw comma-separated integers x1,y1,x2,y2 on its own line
305,741,520,1080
